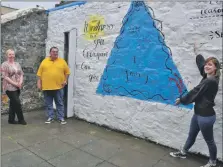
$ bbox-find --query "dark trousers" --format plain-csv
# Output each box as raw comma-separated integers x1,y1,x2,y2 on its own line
183,114,217,161
6,90,25,122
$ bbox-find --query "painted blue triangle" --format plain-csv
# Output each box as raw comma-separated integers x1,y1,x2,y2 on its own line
96,1,193,110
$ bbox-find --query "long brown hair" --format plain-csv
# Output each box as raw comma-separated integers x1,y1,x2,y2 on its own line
205,57,221,80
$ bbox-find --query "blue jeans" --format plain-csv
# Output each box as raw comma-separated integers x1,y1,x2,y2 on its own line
183,114,217,161
43,89,65,120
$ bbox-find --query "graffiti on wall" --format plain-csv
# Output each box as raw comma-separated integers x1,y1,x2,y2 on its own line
84,15,114,40
209,30,222,40
96,1,193,109
190,1,222,30
77,37,109,82
80,15,115,82
190,6,223,20
79,13,114,81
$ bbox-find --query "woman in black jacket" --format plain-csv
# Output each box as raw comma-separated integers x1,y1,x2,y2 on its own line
170,45,221,167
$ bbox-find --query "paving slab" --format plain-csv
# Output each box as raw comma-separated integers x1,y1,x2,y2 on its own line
115,137,170,156
75,122,130,143
31,161,55,167
153,159,179,167
80,138,122,160
57,131,99,148
1,136,23,155
96,161,119,167
108,148,159,167
1,123,48,139
48,148,103,167
1,110,222,167
28,138,75,160
1,148,44,167
11,129,57,147
1,123,45,137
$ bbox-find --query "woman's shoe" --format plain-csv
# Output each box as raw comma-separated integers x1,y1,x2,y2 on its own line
18,120,27,125
170,150,187,159
8,120,18,124
200,161,216,167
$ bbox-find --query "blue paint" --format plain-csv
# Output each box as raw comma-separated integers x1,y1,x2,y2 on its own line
46,1,86,14
96,2,193,110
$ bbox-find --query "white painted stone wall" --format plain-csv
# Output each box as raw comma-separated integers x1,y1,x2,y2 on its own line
47,2,222,160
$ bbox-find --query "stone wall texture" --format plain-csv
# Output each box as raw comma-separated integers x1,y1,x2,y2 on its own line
1,8,48,114
47,2,222,160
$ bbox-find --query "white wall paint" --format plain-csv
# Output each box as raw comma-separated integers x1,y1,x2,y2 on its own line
47,2,222,160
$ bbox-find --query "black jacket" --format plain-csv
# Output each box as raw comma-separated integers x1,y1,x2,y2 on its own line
180,54,219,116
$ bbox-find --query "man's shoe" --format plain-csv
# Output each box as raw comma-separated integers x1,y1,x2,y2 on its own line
18,120,27,125
8,120,18,124
45,118,54,124
59,119,67,125
170,150,187,159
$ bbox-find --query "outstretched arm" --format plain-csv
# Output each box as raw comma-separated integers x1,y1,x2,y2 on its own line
196,54,205,77
179,79,215,105
194,43,206,77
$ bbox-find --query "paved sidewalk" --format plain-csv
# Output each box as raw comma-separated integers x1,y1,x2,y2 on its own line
1,110,222,167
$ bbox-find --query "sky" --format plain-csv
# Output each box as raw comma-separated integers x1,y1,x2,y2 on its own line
1,1,59,10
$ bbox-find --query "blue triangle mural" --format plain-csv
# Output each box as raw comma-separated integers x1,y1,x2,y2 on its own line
96,1,193,109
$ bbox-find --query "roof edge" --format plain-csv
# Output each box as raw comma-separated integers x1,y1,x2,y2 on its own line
46,1,86,14
1,7,45,24
1,6,19,10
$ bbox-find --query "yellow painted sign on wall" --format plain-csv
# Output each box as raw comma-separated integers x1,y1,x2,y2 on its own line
84,15,105,40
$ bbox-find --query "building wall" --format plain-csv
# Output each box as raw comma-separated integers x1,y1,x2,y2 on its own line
47,2,222,160
1,8,48,113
